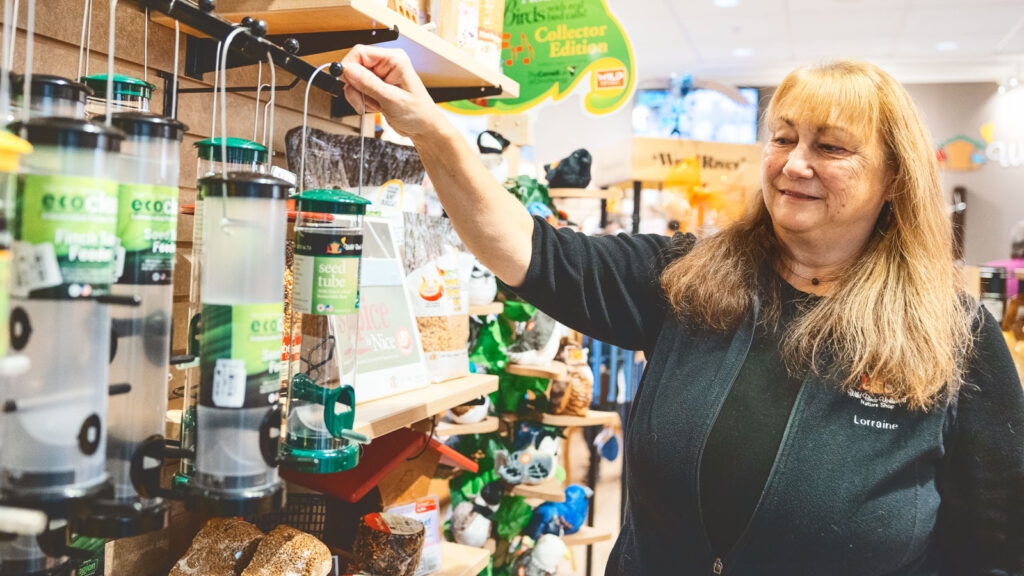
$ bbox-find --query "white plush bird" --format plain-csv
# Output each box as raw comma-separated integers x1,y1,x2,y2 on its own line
448,395,491,425
451,481,503,548
512,534,566,576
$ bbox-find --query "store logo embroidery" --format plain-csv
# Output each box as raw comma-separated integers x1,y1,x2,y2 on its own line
847,373,899,410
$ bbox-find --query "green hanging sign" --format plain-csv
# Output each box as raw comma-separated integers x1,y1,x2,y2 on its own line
443,0,635,116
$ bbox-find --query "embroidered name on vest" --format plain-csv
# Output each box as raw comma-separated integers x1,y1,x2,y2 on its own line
853,415,899,430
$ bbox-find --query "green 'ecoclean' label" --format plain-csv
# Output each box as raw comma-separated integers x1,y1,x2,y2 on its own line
14,174,119,299
117,183,178,285
199,303,282,409
293,230,361,315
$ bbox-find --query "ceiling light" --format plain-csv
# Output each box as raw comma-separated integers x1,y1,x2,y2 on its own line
733,47,754,57
712,0,739,7
935,41,959,52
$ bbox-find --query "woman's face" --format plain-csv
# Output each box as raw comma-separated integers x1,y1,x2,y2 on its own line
762,114,892,242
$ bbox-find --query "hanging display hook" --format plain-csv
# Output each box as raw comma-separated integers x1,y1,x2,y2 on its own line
103,0,117,126
210,40,222,140
252,61,263,141
299,61,335,191
170,20,179,118
264,52,276,165
215,26,260,233
19,0,35,124
76,0,90,81
0,0,14,121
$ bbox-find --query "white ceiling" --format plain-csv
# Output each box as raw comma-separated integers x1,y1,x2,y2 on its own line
610,0,1024,86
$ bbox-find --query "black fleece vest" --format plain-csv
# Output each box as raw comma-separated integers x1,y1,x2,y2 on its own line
609,300,950,576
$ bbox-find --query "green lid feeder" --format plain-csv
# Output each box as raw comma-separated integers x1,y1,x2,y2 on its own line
194,137,269,178
79,74,155,118
176,137,271,491
281,189,371,474
178,32,275,491
1,118,123,513
9,73,92,121
78,113,187,538
191,172,290,516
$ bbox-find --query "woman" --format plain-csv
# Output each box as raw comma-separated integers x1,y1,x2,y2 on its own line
341,51,1024,574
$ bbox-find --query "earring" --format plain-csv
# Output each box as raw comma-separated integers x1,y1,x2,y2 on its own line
876,202,893,236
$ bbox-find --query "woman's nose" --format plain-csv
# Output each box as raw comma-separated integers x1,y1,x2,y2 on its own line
782,144,814,179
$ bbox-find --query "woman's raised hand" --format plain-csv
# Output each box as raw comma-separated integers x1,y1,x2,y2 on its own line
340,45,445,139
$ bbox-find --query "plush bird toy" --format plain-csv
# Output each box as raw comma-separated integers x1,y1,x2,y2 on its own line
448,395,491,425
548,346,593,417
494,423,561,485
544,149,592,189
524,484,594,541
451,481,504,548
512,534,567,576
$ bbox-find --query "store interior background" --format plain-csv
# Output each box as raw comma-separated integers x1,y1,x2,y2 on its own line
5,1,1024,575
487,0,1024,267
448,3,1024,573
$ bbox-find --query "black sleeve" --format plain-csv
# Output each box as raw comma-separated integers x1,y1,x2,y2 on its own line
937,308,1024,576
509,216,695,352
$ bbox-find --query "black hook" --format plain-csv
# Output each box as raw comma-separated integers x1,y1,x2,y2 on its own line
284,38,301,54
130,435,186,500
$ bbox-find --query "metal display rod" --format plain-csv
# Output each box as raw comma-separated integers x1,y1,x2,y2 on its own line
126,0,505,117
125,0,346,110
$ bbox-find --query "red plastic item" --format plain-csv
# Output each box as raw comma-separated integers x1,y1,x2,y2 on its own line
281,428,478,503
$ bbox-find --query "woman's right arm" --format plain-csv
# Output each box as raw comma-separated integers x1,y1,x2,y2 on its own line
340,46,693,350
341,46,535,287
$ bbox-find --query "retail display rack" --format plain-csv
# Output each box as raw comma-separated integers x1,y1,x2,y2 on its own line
140,0,518,117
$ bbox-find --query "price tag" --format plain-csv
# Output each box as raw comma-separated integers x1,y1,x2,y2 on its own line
11,242,62,297
212,358,247,408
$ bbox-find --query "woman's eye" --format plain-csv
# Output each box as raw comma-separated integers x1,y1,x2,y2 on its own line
820,143,847,153
771,136,793,145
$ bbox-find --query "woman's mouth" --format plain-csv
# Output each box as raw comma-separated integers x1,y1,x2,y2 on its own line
779,189,820,200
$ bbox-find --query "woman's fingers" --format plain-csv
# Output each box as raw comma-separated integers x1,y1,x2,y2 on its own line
342,62,402,109
343,45,413,85
339,44,441,138
343,84,383,115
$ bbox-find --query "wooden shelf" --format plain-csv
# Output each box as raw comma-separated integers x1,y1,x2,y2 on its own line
438,541,491,576
548,188,624,200
162,0,518,99
511,477,565,502
469,301,504,316
353,374,498,440
563,526,613,547
505,361,567,380
538,410,620,428
436,415,500,436
500,410,620,428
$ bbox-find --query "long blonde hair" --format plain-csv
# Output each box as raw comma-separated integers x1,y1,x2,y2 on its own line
661,60,975,411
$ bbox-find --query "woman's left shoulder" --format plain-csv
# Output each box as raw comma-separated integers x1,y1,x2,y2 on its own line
959,302,1023,407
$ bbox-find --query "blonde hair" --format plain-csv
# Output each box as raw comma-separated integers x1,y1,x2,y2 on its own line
661,60,975,411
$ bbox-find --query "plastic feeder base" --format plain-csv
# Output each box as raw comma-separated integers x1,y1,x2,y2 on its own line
188,482,285,517
280,443,360,474
73,497,169,539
